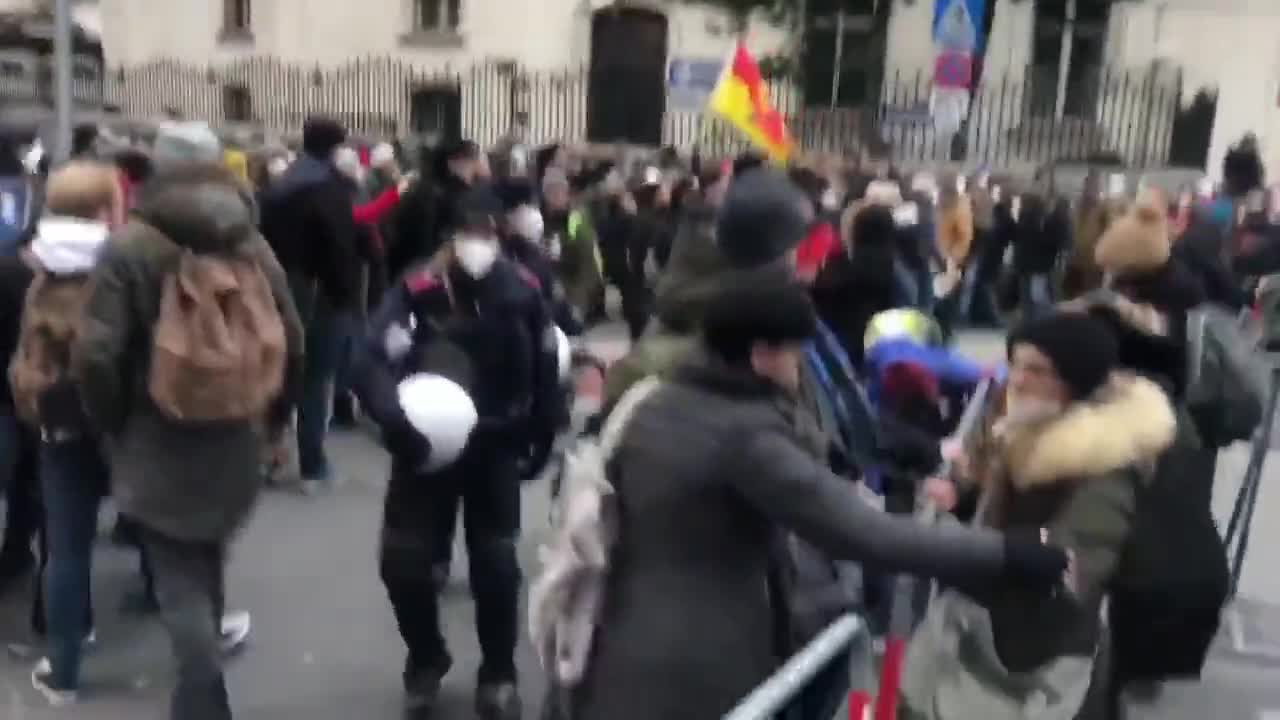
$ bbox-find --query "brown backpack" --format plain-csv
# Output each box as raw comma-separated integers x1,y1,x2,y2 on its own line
148,239,287,422
7,252,94,426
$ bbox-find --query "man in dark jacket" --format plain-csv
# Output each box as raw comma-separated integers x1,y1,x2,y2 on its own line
389,139,481,280
352,186,560,720
73,129,305,720
259,116,359,490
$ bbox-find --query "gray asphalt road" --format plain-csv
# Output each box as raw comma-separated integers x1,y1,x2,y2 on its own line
1,327,1278,719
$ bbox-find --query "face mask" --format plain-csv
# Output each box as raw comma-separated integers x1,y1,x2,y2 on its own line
454,235,499,278
333,147,363,183
510,205,544,242
267,157,289,179
820,188,840,211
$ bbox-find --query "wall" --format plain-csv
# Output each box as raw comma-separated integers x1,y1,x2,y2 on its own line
1110,0,1280,177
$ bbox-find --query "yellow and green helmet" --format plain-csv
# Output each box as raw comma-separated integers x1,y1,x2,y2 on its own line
864,308,943,351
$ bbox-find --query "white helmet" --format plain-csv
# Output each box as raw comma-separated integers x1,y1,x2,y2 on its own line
396,373,478,471
554,326,572,382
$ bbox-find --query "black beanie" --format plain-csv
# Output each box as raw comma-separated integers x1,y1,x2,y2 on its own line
1008,312,1118,400
717,168,810,268
702,281,818,364
302,116,347,159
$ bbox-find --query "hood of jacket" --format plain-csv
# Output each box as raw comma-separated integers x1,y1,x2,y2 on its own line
133,163,258,254
28,215,110,275
1000,372,1176,490
653,201,794,334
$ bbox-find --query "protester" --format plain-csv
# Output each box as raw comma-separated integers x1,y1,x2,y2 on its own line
352,185,560,720
73,123,305,720
541,167,603,326
811,203,898,367
5,162,122,705
259,116,360,492
901,311,1176,720
565,281,1071,720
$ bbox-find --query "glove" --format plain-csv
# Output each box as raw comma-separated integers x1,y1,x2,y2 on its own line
383,419,431,470
1001,529,1070,590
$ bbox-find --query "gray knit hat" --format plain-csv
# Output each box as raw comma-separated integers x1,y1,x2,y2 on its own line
151,122,222,171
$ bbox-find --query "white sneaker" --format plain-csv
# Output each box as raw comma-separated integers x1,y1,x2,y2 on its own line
219,610,251,654
31,657,77,706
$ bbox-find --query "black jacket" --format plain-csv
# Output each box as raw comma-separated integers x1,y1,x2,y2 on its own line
259,154,360,311
0,250,34,410
352,258,561,471
389,172,470,279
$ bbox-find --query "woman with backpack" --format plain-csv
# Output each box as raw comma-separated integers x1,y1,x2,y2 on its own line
7,162,122,705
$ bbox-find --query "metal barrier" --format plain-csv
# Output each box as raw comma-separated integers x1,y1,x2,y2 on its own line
721,613,873,720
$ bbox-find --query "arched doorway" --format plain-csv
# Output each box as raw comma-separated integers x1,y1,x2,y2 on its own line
586,7,667,145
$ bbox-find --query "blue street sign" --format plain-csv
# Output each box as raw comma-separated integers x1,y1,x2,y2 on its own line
667,57,723,110
933,0,986,53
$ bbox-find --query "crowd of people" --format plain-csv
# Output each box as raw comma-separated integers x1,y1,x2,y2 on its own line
0,115,1272,720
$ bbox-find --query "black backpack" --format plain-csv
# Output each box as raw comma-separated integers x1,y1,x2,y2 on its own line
1109,427,1228,683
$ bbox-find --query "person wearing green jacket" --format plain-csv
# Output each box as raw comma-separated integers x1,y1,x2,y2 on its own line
541,168,603,324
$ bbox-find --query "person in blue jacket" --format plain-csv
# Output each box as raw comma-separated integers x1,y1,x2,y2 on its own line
351,185,560,720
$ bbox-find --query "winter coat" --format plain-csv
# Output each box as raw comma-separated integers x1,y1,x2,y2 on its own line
259,153,361,313
0,250,34,410
544,206,603,316
1175,220,1247,310
937,194,975,269
961,373,1176,672
569,351,1015,720
388,172,469,281
811,210,897,367
73,164,305,542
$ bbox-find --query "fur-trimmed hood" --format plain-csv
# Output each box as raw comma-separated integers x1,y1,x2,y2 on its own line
1001,372,1176,489
1094,201,1170,275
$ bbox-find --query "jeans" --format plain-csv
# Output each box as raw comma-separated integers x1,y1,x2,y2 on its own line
380,443,521,684
893,260,919,307
40,437,107,688
137,524,230,720
1021,272,1054,319
290,274,347,480
956,264,1001,327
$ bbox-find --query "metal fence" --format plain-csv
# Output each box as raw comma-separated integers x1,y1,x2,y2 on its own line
100,56,1188,168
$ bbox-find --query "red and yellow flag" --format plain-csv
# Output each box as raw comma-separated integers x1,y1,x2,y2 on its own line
707,42,792,163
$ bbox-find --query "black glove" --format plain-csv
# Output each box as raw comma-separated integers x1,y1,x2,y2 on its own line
383,420,431,469
1001,529,1070,590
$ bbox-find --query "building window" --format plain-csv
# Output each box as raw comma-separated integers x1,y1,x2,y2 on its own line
225,0,251,31
414,0,461,32
223,85,252,122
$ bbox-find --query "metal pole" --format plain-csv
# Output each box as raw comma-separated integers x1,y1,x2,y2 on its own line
721,614,866,720
52,0,74,163
830,12,845,110
1053,0,1076,121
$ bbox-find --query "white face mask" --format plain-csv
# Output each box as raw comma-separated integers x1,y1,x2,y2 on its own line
267,157,289,179
510,205,544,242
454,235,499,278
819,188,840,211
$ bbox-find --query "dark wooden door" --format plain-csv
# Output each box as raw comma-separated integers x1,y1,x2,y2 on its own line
587,8,667,145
